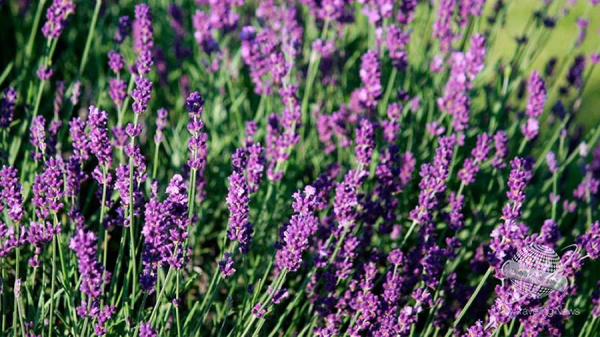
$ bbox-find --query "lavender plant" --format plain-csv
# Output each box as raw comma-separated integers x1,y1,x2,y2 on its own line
1,0,600,336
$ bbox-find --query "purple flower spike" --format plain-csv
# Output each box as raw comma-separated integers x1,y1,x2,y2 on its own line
109,79,127,110
438,54,469,132
26,221,57,267
108,51,124,74
487,157,534,268
0,166,24,223
186,92,208,172
226,148,253,254
37,66,53,81
42,0,76,39
219,252,236,277
1,87,17,128
386,25,410,70
131,76,153,115
69,229,108,300
458,133,491,185
246,143,265,194
30,115,47,161
87,106,113,168
154,108,168,144
432,0,456,53
139,322,157,337
582,221,600,259
397,0,418,25
546,151,558,173
133,4,154,54
410,136,456,224
32,157,65,220
114,16,132,44
491,130,509,169
355,119,375,167
357,51,382,110
275,185,319,272
466,34,486,81
69,117,88,161
521,71,546,140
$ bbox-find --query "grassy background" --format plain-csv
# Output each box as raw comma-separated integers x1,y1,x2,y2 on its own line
489,0,600,129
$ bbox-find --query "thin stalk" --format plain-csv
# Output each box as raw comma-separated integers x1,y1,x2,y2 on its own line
48,236,58,337
152,143,160,180
401,220,418,247
12,226,21,335
24,0,47,65
379,68,398,116
99,166,109,301
149,268,174,323
300,20,330,138
15,290,26,336
0,62,13,87
445,266,493,336
175,271,182,337
1,260,5,332
127,115,140,314
79,0,102,75
584,317,598,337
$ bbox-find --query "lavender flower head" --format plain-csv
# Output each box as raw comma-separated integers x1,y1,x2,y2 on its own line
458,133,491,185
108,50,124,74
0,87,17,128
131,76,153,115
29,115,47,161
466,34,486,81
432,0,456,53
186,92,208,171
522,71,546,140
355,119,375,167
109,78,127,110
32,157,64,220
410,136,456,224
42,0,76,39
139,322,157,337
0,166,24,223
69,229,108,300
114,15,132,44
87,106,113,168
133,4,154,54
357,51,382,110
226,148,253,254
37,66,53,81
154,108,168,144
386,25,410,70
546,151,558,173
438,52,470,132
246,143,265,194
275,185,319,272
491,130,509,169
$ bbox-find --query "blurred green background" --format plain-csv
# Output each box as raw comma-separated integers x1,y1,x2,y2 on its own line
489,0,600,128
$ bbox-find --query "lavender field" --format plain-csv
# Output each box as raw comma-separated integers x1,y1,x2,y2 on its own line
1,0,600,336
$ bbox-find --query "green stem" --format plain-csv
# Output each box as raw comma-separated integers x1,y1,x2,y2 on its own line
79,0,102,75
176,271,182,337
445,267,493,336
152,143,160,180
48,236,58,337
149,268,173,324
24,0,47,65
0,62,13,87
379,68,398,115
401,220,418,247
99,166,109,299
